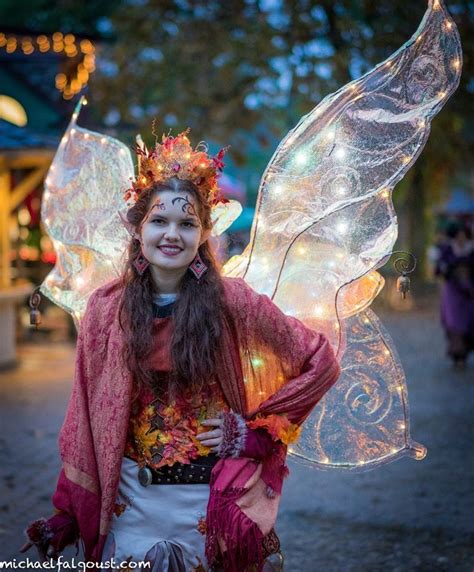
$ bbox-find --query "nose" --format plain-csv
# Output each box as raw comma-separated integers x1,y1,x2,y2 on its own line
163,223,180,242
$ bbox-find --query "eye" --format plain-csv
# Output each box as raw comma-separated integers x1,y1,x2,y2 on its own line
151,218,165,224
182,222,196,228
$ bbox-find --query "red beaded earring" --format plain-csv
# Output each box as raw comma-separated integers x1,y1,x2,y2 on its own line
133,249,150,275
188,251,208,280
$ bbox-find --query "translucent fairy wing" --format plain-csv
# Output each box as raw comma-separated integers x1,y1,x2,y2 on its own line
224,0,461,469
40,99,134,323
292,308,426,471
210,200,243,237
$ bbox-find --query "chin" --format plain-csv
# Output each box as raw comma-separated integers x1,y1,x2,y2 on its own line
151,256,191,273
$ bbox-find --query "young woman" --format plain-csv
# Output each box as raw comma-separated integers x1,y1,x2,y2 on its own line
20,134,340,571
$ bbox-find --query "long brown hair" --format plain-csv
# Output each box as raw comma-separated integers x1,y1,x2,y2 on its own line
118,177,228,401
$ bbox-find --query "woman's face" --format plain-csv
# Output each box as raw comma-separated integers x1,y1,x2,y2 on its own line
138,190,208,274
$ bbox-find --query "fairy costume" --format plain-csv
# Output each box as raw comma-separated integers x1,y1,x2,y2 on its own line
24,1,462,570
27,274,340,571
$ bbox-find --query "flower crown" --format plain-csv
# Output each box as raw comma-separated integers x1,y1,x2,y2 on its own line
123,129,230,208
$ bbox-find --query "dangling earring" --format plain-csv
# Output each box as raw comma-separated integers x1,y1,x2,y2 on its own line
133,248,150,275
188,251,208,280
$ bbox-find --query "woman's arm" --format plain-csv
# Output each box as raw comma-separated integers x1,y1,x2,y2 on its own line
234,277,341,440
202,278,341,460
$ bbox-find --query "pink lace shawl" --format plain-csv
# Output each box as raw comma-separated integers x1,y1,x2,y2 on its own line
51,276,340,569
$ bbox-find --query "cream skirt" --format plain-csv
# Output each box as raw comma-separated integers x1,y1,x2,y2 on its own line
101,457,211,571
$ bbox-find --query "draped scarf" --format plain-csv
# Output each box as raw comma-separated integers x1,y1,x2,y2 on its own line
51,276,340,570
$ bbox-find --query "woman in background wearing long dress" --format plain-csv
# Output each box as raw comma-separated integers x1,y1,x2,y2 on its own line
436,223,474,369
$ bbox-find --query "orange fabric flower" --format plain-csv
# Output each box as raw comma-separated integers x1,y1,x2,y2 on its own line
247,413,301,445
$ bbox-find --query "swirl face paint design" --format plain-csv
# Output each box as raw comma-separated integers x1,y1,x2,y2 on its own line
172,195,198,218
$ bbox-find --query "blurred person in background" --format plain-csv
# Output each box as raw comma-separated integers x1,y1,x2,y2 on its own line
435,222,474,369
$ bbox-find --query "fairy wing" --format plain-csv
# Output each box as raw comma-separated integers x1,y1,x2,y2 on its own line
223,0,462,470
40,102,242,323
40,102,134,324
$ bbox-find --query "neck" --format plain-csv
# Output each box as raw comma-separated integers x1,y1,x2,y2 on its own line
149,265,186,294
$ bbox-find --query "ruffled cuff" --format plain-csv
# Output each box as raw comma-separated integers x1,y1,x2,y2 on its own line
217,411,282,460
246,413,302,445
216,411,248,458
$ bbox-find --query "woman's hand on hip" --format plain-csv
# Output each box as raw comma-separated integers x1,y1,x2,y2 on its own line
196,418,224,452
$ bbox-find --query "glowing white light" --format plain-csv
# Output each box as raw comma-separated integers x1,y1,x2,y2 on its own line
314,304,325,318
75,276,85,288
297,245,307,255
43,190,51,200
336,221,348,234
84,133,90,139
70,128,76,135
119,149,126,155
335,147,346,160
323,127,335,142
44,218,51,225
101,137,107,144
45,177,51,185
273,185,284,195
337,186,347,196
61,136,68,144
296,151,308,165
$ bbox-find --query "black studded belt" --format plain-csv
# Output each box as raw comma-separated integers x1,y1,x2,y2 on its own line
128,454,220,487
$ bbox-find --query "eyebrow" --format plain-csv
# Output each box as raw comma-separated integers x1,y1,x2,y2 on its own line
150,212,198,221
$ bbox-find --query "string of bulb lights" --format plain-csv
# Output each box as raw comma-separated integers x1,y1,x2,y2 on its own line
0,31,96,100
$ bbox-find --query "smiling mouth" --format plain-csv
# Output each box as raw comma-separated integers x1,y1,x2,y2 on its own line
158,245,183,255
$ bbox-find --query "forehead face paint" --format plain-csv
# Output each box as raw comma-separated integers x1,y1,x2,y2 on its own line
171,195,199,218
141,198,166,226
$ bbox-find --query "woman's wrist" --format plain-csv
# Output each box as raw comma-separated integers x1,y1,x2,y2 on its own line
216,411,248,458
216,411,276,460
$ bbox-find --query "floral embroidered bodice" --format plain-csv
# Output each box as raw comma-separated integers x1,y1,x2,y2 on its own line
125,379,230,469
125,308,230,469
